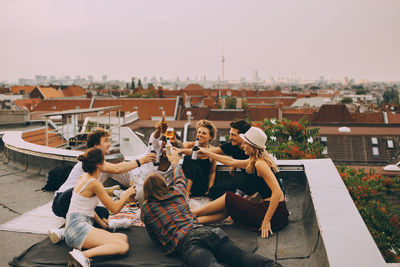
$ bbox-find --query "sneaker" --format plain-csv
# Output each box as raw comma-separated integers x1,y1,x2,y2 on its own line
48,228,65,244
68,249,91,267
108,218,132,231
105,185,120,196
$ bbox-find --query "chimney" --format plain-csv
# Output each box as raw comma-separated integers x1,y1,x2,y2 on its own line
221,98,226,109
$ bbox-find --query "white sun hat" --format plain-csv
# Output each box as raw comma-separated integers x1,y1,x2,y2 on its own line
239,126,267,149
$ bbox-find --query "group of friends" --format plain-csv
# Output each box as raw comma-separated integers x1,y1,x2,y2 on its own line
49,119,289,267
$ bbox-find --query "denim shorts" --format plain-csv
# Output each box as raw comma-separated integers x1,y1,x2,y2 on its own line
64,213,94,249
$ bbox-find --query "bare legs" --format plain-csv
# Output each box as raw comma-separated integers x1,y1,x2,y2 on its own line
192,193,229,224
81,228,129,259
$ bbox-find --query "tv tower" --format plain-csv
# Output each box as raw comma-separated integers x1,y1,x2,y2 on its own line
221,54,225,81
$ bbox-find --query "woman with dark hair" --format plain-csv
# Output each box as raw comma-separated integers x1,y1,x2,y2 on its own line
64,148,136,267
193,127,289,238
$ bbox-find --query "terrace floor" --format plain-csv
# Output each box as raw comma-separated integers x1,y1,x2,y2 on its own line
0,156,330,266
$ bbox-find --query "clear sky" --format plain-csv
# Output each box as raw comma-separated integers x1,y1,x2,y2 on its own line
1,0,399,82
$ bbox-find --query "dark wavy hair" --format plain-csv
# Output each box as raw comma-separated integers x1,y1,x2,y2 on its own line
77,147,104,174
230,120,251,134
86,128,111,148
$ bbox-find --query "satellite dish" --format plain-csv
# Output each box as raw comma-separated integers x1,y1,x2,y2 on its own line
338,127,351,133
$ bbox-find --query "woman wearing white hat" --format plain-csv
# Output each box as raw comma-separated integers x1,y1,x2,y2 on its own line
193,126,289,238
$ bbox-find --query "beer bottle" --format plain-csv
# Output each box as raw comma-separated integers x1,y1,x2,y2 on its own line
191,138,199,160
150,142,159,166
161,110,167,134
165,138,172,157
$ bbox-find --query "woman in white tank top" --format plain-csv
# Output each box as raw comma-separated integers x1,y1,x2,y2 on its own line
64,148,137,267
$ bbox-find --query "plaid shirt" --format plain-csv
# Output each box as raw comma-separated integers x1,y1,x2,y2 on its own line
140,164,201,255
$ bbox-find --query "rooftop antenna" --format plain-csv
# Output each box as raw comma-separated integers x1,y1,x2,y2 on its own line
221,53,225,82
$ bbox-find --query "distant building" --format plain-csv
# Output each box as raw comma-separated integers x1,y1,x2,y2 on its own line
252,70,259,83
35,75,47,84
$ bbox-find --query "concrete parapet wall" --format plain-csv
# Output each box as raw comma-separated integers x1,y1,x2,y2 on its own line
2,131,79,176
299,159,387,267
0,110,28,124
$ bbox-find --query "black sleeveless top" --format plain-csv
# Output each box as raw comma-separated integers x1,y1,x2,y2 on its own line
182,155,212,196
243,167,284,199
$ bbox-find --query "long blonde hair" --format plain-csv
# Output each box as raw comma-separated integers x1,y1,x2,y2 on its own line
245,145,278,174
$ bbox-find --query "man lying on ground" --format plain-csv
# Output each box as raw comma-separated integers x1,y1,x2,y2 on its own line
140,149,282,267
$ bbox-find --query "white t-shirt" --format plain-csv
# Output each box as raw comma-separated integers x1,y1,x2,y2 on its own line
56,133,173,195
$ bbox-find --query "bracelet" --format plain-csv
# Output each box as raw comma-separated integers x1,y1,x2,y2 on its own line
135,159,141,167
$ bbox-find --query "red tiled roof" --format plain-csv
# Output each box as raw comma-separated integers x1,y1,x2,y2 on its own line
386,111,400,124
11,86,35,94
247,108,279,121
38,87,64,98
0,87,10,94
92,98,177,120
246,97,296,106
22,127,64,147
283,113,313,121
312,104,353,123
162,90,182,98
206,110,247,121
245,90,285,97
282,107,317,114
352,112,383,124
219,89,242,97
13,98,41,111
184,84,204,91
190,96,204,106
126,119,231,131
203,98,217,108
62,86,86,97
30,87,64,99
180,107,210,120
29,98,178,120
32,99,92,111
281,107,316,121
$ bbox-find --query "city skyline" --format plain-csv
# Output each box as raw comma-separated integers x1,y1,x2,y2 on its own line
1,0,400,83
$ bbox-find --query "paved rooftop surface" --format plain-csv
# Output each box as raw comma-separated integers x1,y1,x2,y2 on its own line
0,161,53,267
1,150,394,267
0,155,327,267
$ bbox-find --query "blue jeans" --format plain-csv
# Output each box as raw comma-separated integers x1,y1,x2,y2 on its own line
177,226,281,267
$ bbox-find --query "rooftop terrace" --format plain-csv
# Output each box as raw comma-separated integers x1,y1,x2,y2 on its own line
0,131,392,266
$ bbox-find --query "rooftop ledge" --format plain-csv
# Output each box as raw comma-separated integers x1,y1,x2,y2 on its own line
1,131,387,266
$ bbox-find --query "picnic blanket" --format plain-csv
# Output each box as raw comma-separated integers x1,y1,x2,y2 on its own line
10,225,258,267
109,197,233,227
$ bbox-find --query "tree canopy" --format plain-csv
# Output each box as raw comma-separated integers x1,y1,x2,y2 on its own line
383,88,399,104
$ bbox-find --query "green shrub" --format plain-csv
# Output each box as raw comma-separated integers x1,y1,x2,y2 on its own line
337,165,400,263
